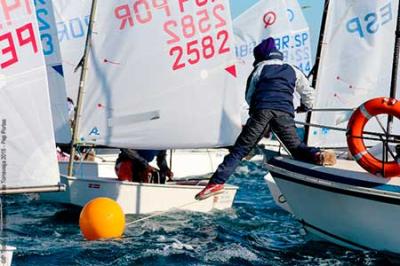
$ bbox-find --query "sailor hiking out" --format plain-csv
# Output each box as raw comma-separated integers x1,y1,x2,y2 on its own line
195,37,336,200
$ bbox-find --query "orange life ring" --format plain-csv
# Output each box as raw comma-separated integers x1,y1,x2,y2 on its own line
347,97,400,178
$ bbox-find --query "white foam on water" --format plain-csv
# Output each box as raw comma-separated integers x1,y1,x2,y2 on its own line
204,244,259,263
168,239,194,251
236,166,249,175
157,235,166,242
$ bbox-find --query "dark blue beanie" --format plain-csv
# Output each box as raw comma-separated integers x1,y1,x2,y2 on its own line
253,37,282,66
254,38,276,59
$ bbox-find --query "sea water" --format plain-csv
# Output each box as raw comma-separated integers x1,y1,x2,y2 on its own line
3,161,391,265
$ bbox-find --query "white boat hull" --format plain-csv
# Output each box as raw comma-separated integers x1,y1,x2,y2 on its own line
41,175,237,214
266,157,400,255
45,144,282,214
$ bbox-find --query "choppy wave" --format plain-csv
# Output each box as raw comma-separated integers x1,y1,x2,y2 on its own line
4,161,393,265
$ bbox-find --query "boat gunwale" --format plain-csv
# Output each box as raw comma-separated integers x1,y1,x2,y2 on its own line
60,174,239,190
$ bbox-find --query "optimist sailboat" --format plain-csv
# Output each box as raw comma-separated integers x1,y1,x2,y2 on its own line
266,0,400,255
42,0,242,214
0,0,64,264
44,0,230,180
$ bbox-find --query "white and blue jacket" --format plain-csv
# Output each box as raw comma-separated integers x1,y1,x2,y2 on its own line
245,50,314,116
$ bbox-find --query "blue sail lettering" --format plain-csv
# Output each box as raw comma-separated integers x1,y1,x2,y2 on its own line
89,127,100,136
381,2,393,25
365,13,379,34
346,1,393,38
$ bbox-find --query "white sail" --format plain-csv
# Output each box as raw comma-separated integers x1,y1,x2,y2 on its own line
34,0,71,144
234,0,311,77
52,0,91,102
285,0,312,72
78,0,241,149
234,0,287,91
233,0,312,122
0,0,60,189
308,0,398,147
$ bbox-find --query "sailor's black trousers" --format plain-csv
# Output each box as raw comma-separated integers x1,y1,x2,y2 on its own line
209,109,320,184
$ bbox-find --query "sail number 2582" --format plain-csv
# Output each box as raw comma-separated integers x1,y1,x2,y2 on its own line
164,4,231,71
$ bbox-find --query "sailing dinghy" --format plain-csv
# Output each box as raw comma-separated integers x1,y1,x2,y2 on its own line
43,0,233,185
266,0,400,255
41,0,241,214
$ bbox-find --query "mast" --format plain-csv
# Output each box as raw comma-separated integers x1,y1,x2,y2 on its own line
67,0,98,176
387,1,400,134
304,0,330,145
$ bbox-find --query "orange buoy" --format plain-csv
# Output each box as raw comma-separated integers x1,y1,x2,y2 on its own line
347,97,400,177
79,197,125,241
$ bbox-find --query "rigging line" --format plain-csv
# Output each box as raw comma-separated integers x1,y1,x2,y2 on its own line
374,116,388,136
273,133,292,158
377,134,397,161
348,135,399,144
207,149,214,170
126,200,200,227
372,111,398,162
296,120,400,140
304,108,355,112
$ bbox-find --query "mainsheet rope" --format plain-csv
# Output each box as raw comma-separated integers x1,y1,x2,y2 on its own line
125,200,200,227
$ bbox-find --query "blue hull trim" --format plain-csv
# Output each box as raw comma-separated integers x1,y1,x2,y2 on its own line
269,158,400,193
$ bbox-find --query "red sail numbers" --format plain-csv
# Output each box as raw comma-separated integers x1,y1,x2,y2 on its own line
0,0,38,69
114,0,233,71
1,0,32,25
115,0,171,29
165,0,232,71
